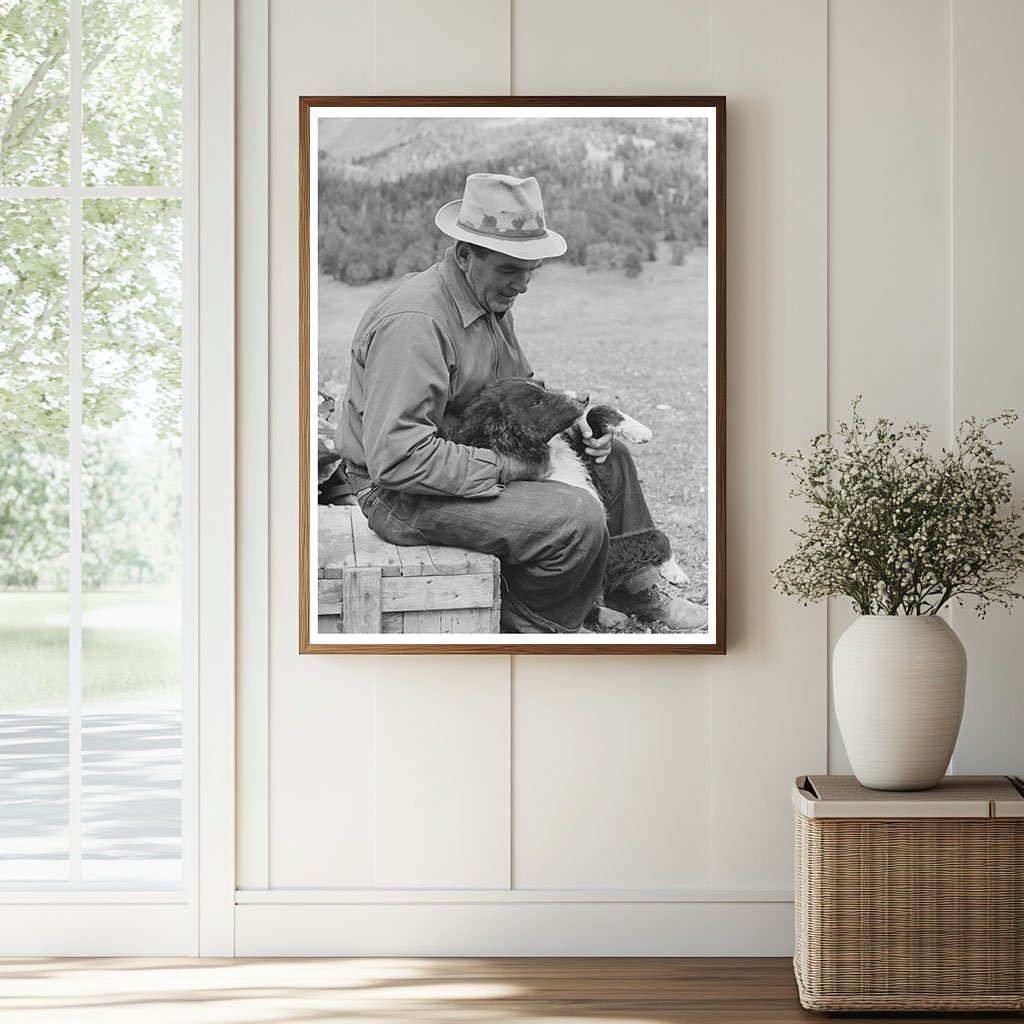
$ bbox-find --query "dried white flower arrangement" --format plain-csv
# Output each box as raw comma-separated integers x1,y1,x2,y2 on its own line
773,401,1024,616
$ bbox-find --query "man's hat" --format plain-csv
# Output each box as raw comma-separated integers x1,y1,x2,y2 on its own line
435,173,567,260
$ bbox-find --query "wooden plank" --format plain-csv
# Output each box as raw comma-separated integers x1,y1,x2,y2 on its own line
349,507,404,575
475,552,501,573
0,957,878,1016
441,608,491,634
318,578,344,614
381,612,403,633
317,614,341,635
342,567,382,633
380,573,495,613
395,543,434,577
404,609,443,634
491,564,502,632
489,569,502,631
428,543,496,575
319,505,356,579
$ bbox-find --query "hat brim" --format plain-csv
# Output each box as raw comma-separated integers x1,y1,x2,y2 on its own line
435,200,567,260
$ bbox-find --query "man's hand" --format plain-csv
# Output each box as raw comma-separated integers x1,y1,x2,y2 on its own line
577,412,612,464
496,452,551,484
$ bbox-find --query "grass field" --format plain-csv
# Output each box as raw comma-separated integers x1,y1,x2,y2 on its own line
318,247,710,604
0,589,181,710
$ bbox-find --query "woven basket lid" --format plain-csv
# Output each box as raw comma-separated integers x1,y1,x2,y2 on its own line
793,774,1024,819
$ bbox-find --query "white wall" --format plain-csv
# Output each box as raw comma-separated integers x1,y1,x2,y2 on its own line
234,0,1024,955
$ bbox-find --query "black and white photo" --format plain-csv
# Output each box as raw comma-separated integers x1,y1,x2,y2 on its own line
300,98,725,653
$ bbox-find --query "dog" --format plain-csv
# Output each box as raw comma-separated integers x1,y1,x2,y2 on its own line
452,378,691,604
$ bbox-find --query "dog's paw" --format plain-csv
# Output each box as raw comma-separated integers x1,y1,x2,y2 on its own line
585,405,653,445
658,557,690,589
615,412,653,444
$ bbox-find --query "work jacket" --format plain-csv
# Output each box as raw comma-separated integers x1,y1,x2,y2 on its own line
339,246,534,498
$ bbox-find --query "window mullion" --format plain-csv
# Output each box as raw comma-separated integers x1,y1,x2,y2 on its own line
0,187,184,200
68,0,84,886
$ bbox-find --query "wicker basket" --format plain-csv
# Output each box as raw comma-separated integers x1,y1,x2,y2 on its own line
793,775,1024,1012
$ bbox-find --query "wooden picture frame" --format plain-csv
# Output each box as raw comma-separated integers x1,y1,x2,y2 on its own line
300,96,725,654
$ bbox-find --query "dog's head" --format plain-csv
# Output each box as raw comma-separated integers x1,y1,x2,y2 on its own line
454,378,589,461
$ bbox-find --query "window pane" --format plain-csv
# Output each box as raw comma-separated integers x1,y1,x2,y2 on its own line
0,199,70,880
82,0,181,186
81,198,181,437
81,197,181,883
81,658,181,884
0,1,70,186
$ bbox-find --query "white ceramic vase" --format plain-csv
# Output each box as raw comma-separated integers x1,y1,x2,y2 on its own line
833,615,967,791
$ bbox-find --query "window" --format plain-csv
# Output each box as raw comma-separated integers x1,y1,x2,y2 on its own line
0,0,192,890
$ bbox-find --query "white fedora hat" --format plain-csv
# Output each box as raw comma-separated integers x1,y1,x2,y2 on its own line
435,173,567,260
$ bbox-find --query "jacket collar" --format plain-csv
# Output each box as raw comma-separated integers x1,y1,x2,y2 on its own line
439,245,488,328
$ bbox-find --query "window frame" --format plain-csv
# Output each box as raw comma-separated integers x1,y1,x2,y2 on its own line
0,0,235,955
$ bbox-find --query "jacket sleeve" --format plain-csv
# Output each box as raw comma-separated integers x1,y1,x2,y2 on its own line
360,311,502,497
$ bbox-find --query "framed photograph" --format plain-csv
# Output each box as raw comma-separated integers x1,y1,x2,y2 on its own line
300,96,725,654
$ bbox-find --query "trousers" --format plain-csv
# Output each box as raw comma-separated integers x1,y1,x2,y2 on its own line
357,439,656,633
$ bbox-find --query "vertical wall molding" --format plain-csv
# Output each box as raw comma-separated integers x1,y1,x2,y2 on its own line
198,0,237,955
236,0,271,893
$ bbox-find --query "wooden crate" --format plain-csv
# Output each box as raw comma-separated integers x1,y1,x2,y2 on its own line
317,505,501,634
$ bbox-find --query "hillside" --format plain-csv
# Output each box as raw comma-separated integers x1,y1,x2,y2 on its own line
316,114,710,285
317,117,439,165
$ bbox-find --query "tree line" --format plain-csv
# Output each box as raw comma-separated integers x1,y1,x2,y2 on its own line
317,128,708,285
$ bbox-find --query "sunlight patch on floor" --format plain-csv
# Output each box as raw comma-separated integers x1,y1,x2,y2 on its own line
0,957,679,1024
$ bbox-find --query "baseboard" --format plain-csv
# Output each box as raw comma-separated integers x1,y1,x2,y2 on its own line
0,904,195,956
235,898,795,956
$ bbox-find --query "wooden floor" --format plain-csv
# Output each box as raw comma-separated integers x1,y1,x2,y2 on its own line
0,957,1020,1023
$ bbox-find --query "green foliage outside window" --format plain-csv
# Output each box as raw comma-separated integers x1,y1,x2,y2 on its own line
0,0,182,590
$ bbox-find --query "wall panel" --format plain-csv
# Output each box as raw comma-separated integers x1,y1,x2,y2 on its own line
949,0,1024,777
376,0,510,95
263,0,515,893
265,0,377,891
513,0,712,95
707,0,828,888
248,0,826,950
828,0,950,424
232,0,1024,955
269,670,377,886
827,0,952,773
513,658,713,889
374,662,511,888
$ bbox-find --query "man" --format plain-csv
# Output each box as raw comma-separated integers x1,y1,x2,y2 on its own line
339,172,707,634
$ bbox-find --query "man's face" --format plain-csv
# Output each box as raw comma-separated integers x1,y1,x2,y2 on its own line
460,247,543,315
